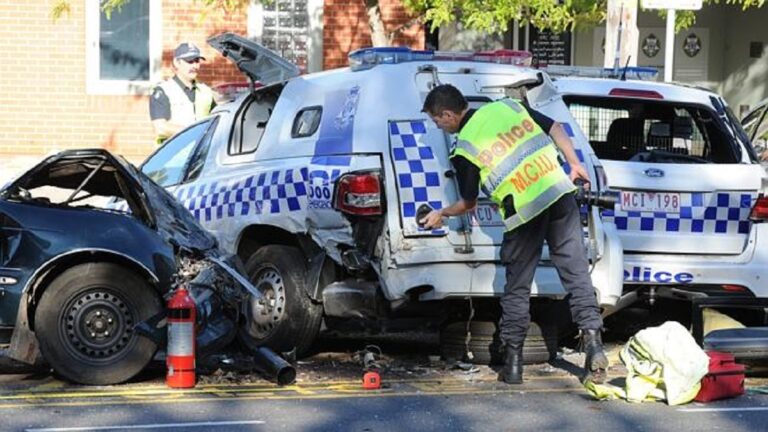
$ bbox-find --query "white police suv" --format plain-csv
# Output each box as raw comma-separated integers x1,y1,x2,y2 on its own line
555,74,768,317
139,34,624,361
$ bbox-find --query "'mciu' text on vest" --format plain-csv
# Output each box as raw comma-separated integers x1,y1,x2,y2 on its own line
509,153,558,193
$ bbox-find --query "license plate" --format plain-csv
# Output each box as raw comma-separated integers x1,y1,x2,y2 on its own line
470,203,504,227
621,191,681,213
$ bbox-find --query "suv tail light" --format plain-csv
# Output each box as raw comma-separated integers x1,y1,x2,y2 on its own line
750,195,768,221
721,284,748,293
334,171,383,216
608,88,664,99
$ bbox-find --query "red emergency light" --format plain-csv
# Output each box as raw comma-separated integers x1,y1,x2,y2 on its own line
609,88,664,99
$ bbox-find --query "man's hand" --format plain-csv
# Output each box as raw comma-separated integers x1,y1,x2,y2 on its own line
569,162,590,187
420,209,444,229
761,149,768,161
549,122,591,187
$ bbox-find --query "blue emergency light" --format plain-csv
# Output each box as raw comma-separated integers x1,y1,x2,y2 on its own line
348,47,533,71
542,65,659,81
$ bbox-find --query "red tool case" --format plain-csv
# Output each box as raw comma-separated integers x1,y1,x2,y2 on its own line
694,351,745,402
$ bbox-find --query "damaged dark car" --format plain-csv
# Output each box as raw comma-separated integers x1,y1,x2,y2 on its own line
0,149,261,385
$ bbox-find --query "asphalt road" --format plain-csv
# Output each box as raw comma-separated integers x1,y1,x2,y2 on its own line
0,370,767,431
2,331,768,432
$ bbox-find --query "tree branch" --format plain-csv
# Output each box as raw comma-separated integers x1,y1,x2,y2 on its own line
387,15,424,44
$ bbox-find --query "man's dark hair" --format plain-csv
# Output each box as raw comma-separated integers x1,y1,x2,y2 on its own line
422,84,468,115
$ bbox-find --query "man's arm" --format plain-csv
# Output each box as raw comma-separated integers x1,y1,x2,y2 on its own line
549,122,590,184
149,87,186,140
421,155,479,229
151,119,187,140
421,198,477,229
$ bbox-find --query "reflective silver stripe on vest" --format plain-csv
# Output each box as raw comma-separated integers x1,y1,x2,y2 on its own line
455,139,480,159
500,98,523,113
502,177,575,231
481,133,554,193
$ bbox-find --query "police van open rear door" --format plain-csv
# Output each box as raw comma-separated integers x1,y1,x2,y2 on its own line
393,66,622,305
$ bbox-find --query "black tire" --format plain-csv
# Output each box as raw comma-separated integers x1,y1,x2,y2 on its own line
440,320,558,365
240,245,322,357
35,263,161,385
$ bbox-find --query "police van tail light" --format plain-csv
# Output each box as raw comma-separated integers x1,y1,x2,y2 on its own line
750,195,768,222
334,171,383,216
608,88,664,99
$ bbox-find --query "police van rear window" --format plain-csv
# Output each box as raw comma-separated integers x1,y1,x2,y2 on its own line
564,96,741,164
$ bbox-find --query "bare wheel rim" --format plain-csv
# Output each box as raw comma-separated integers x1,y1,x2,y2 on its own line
59,288,135,364
248,267,287,338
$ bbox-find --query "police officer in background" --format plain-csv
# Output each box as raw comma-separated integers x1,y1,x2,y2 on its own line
420,84,609,385
149,42,216,144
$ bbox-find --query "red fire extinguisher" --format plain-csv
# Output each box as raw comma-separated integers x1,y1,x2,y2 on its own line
166,286,196,388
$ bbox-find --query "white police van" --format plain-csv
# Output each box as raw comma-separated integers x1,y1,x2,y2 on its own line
140,34,624,361
554,74,768,323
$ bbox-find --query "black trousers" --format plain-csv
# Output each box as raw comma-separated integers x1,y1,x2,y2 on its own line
499,194,603,348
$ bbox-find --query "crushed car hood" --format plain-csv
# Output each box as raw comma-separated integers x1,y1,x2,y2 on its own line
1,149,218,254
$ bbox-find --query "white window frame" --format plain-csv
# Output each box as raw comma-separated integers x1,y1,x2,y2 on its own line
85,0,162,95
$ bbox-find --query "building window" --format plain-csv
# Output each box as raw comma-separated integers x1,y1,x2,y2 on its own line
248,0,310,72
86,0,161,95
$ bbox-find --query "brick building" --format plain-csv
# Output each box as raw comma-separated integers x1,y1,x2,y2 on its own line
0,0,422,164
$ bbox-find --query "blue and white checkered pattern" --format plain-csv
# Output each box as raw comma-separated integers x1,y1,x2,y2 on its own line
390,120,446,235
602,192,755,234
175,168,308,222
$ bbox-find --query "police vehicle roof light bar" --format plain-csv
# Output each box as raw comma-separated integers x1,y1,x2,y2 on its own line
348,47,533,71
542,65,659,81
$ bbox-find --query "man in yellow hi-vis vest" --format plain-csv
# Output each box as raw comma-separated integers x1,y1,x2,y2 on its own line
420,84,608,385
149,42,216,144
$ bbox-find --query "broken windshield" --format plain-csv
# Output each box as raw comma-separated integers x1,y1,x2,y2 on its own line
1,151,156,229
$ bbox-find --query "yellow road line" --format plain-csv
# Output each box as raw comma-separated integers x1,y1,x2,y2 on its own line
0,375,588,400
0,386,586,410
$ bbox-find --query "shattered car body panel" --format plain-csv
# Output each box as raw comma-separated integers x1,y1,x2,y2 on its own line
0,149,254,385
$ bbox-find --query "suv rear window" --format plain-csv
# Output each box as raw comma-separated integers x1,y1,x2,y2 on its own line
564,96,741,164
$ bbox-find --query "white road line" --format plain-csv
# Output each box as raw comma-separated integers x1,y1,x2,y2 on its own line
678,407,768,413
25,420,266,431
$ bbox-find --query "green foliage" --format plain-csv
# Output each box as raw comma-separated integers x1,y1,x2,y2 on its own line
405,0,765,34
50,0,71,20
100,0,129,19
49,0,767,36
402,0,608,34
670,0,765,31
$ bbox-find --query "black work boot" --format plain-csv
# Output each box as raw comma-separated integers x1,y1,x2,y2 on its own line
582,329,609,383
498,345,523,384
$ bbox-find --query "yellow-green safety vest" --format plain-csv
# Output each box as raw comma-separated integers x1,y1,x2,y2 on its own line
453,99,574,232
156,79,214,144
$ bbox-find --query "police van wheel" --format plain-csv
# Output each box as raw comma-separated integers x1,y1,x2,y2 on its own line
439,320,557,365
35,263,161,385
241,245,322,357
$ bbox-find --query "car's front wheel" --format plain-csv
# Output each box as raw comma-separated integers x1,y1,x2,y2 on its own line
35,263,161,385
240,245,323,356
